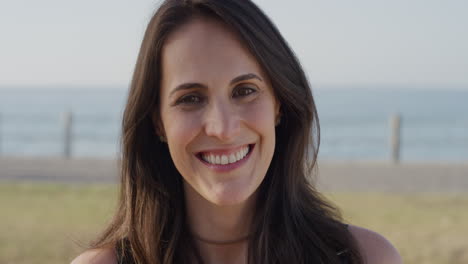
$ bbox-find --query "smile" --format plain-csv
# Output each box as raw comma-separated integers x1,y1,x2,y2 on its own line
196,144,255,171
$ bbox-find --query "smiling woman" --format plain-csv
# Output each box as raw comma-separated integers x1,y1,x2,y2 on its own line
158,18,279,208
72,1,401,264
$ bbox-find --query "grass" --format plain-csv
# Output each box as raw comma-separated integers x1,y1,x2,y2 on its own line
1,183,467,264
327,192,468,264
0,183,117,264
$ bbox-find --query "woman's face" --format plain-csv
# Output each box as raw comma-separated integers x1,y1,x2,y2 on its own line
158,17,279,206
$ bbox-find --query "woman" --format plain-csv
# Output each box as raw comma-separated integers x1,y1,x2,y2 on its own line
73,0,402,263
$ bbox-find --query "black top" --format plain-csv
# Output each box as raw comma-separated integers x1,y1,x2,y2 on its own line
116,225,351,263
116,246,350,264
116,248,351,264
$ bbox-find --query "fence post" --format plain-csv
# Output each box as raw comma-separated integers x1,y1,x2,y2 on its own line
62,111,73,159
389,114,401,163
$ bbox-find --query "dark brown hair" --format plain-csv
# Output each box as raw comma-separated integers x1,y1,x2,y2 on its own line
91,0,363,263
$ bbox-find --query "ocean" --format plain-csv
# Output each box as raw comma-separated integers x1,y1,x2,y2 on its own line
0,87,467,162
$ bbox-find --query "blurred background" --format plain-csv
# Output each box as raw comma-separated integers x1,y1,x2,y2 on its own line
0,0,467,263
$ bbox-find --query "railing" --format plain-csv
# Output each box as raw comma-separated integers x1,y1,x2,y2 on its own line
0,111,407,162
389,114,401,163
0,111,120,159
0,113,2,157
62,111,73,159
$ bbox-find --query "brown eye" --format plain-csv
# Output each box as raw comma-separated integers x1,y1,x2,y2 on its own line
176,94,204,105
233,86,257,98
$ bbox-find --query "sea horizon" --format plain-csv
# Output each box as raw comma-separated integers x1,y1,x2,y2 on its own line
1,86,467,161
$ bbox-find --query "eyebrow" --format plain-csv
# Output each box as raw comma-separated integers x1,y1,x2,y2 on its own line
169,73,263,98
229,73,263,85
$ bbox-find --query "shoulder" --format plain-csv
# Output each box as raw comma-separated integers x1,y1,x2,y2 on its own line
347,224,402,264
70,247,117,264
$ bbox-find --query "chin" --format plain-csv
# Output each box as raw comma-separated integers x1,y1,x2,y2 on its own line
206,184,257,206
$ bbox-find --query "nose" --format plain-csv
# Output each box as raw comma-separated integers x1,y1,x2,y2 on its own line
204,100,241,142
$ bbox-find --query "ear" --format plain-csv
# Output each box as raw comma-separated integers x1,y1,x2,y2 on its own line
152,112,166,139
274,98,281,126
275,100,281,117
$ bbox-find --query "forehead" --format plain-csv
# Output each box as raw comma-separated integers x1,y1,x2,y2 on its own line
160,17,265,90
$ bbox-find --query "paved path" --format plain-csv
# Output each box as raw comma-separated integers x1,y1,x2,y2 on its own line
315,161,468,193
1,158,467,192
0,158,119,183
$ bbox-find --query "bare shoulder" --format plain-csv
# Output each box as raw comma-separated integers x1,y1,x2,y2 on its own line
348,224,402,264
70,247,117,264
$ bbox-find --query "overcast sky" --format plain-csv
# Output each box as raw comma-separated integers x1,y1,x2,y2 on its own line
0,0,467,89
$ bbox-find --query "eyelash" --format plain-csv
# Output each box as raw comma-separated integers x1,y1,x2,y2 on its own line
233,86,257,97
174,86,258,106
176,94,204,105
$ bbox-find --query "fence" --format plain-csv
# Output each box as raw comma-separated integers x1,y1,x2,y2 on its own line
0,111,405,162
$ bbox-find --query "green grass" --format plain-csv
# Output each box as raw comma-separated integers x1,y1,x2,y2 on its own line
1,183,467,264
0,183,117,264
327,192,468,264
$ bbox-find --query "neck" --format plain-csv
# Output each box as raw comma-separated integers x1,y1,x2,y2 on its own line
184,182,256,242
184,182,256,264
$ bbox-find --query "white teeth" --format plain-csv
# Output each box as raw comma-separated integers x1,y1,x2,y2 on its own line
201,145,251,165
221,155,228,165
229,154,236,163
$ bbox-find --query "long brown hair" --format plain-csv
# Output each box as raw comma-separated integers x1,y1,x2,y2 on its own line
91,0,363,263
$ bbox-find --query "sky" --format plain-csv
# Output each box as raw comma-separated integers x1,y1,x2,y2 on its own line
0,0,467,89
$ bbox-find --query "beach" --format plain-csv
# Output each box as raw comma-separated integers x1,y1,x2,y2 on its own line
1,157,467,192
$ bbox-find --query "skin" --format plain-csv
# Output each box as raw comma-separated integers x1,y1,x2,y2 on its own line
71,17,402,264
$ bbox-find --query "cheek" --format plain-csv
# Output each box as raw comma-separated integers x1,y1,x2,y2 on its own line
240,97,277,134
242,97,277,167
163,110,202,165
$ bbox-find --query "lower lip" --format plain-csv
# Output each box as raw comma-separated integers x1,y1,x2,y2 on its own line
197,144,255,172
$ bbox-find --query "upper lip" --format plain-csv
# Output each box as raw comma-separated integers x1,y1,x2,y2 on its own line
196,144,252,156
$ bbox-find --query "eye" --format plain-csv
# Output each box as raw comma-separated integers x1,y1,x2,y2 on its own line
175,94,204,105
233,86,257,98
